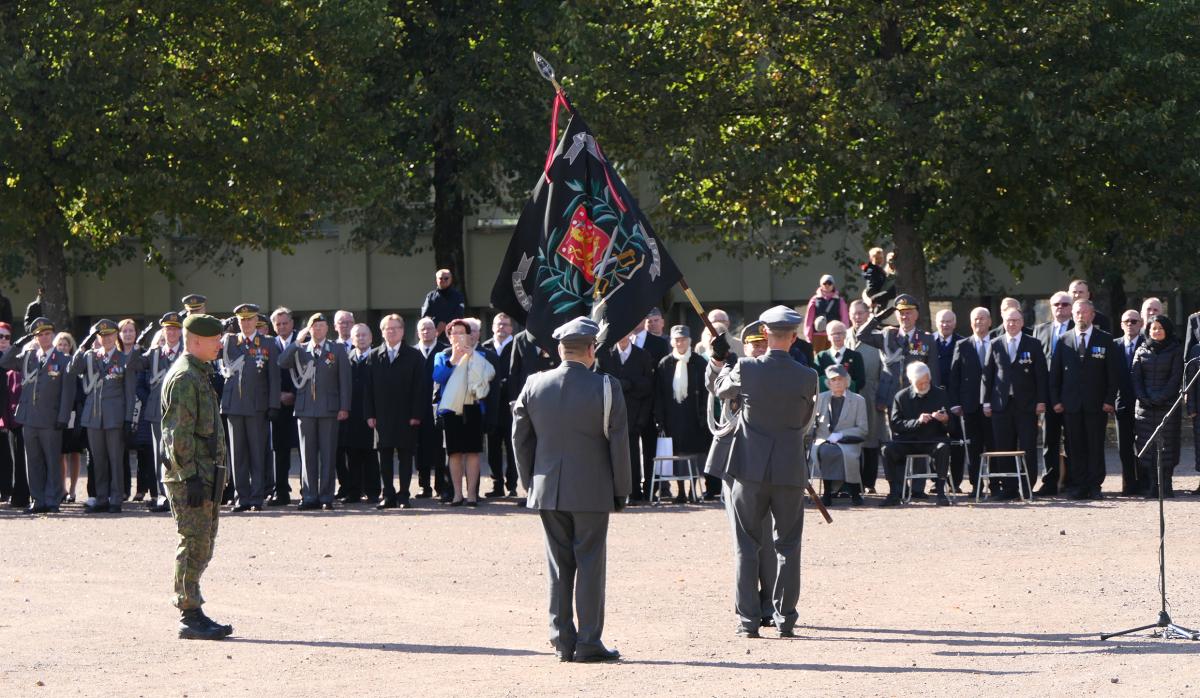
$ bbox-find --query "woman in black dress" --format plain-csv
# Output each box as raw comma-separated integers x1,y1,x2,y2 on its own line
54,332,86,503
432,319,495,506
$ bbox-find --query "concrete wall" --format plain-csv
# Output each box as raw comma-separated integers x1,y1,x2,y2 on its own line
7,225,1172,339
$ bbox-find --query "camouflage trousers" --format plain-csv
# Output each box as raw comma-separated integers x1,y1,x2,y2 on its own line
164,481,221,610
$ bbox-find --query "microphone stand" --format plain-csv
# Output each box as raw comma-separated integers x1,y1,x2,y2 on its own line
1100,355,1200,641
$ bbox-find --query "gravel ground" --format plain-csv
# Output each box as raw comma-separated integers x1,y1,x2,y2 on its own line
1,451,1199,697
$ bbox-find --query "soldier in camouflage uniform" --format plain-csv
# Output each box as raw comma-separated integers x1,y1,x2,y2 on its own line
161,314,232,641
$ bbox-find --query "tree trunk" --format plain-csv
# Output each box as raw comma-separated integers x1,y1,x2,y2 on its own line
888,188,931,330
432,116,467,306
34,231,71,332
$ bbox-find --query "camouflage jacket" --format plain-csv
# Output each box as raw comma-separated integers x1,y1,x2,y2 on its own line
161,354,227,483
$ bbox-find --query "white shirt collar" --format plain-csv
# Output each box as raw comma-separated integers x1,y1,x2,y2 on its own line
634,329,647,347
618,343,632,362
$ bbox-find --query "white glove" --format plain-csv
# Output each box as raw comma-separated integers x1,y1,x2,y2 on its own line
827,432,842,444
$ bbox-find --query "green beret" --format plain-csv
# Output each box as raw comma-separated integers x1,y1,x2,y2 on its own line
182,314,223,337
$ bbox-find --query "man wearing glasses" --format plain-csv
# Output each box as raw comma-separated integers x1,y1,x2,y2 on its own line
1114,310,1144,495
419,269,466,338
1032,291,1075,496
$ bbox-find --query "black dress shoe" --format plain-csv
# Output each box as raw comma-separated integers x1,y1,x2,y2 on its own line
376,497,397,510
415,489,433,499
736,626,761,639
449,499,465,507
24,504,42,515
485,487,505,499
232,504,251,512
321,502,335,511
778,627,797,638
107,504,122,514
574,646,620,663
44,505,60,514
84,502,110,514
249,505,263,512
879,496,901,507
851,493,864,506
267,495,291,506
554,647,574,662
507,488,519,497
1035,485,1058,497
396,499,411,509
910,490,928,500
296,501,321,511
466,499,478,507
149,501,172,513
935,494,951,506
760,617,776,628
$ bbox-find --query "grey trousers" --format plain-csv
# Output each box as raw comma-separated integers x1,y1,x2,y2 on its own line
227,413,269,506
150,421,166,499
88,427,126,506
297,416,337,504
722,479,776,621
539,510,610,654
729,478,806,632
25,427,62,507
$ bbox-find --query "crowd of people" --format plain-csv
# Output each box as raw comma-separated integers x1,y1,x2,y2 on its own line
0,259,1197,516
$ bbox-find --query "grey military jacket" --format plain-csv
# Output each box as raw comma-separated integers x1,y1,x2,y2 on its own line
141,343,182,422
854,315,939,404
220,332,281,416
715,349,818,488
513,361,633,512
704,357,739,480
277,339,351,418
0,343,75,429
69,347,140,429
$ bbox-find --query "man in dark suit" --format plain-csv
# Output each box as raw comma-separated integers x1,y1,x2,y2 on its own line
413,317,448,500
932,309,966,490
1069,279,1110,333
1114,309,1145,494
1050,300,1120,500
882,362,953,507
984,308,1048,500
366,314,426,508
597,332,654,503
987,298,1033,340
513,317,631,663
268,307,299,505
341,323,378,502
631,314,668,499
481,313,517,497
1031,291,1074,495
949,307,993,494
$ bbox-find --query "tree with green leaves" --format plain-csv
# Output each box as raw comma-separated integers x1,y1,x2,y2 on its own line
566,1,1200,321
0,1,388,328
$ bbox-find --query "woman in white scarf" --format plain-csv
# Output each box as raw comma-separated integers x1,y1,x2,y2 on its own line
653,325,715,502
432,319,495,506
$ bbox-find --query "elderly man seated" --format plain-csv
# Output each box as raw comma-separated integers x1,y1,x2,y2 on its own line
811,364,869,506
881,362,952,507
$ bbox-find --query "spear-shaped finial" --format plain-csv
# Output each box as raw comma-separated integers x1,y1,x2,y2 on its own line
532,51,564,95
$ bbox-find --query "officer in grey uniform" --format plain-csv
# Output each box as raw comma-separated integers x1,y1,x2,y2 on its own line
70,319,142,513
512,317,632,663
705,320,778,628
278,312,350,510
220,303,281,511
180,293,207,317
140,311,184,512
714,305,818,638
0,317,76,514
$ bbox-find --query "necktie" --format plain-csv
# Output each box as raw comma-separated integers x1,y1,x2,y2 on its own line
977,338,986,365
1009,337,1017,362
1078,332,1088,359
389,348,396,363
1127,340,1134,367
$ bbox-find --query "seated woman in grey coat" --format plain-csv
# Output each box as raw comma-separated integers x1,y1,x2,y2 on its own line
811,364,869,506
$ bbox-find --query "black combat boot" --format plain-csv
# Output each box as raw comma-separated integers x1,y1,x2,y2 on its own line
196,609,234,638
179,609,225,640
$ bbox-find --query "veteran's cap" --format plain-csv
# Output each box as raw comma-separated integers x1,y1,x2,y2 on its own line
233,303,260,319
551,316,601,344
740,321,766,344
181,294,207,311
894,294,919,311
759,305,803,331
670,324,691,339
92,319,119,336
824,364,849,380
159,311,183,328
183,314,223,338
307,312,329,327
29,317,54,334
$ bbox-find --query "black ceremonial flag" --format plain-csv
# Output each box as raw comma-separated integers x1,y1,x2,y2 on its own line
490,97,682,354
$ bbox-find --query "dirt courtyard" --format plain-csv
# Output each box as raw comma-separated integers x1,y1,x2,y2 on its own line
2,463,1199,697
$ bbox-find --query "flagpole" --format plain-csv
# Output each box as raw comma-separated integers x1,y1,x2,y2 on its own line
530,53,831,523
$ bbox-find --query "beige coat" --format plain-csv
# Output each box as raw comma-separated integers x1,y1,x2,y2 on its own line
847,332,889,448
810,390,869,484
